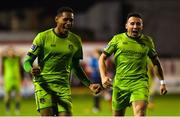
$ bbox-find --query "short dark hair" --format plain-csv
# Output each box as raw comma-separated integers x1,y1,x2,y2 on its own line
127,12,142,20
56,7,74,16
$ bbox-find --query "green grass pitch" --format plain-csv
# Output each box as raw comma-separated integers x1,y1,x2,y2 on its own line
0,88,179,116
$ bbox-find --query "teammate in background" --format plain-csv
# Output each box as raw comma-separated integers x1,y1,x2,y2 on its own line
88,49,102,113
1,46,23,114
23,7,101,116
99,12,167,116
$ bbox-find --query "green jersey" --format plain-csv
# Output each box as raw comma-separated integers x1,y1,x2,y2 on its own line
2,56,21,91
28,28,83,84
104,33,157,79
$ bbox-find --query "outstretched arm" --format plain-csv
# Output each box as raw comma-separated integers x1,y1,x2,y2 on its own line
151,56,167,95
72,59,102,94
98,53,112,89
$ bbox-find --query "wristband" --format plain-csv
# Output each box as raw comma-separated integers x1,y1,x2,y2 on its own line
160,80,166,85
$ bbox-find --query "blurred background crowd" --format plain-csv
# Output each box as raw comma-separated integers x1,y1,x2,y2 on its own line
0,0,179,116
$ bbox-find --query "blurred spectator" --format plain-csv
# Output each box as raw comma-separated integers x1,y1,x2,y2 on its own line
1,46,23,114
21,77,34,98
88,49,102,113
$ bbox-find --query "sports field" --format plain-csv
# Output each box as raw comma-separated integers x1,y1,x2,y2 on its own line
0,87,179,116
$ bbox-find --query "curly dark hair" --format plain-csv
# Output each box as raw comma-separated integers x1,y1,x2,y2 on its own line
56,7,74,16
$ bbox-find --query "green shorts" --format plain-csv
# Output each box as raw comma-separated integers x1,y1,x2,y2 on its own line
34,82,72,113
112,76,149,111
4,80,20,93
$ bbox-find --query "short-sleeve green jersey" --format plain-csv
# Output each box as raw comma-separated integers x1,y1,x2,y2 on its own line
28,29,83,83
104,33,157,79
2,56,21,84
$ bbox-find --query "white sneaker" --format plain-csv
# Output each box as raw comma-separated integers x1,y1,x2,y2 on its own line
5,110,11,115
15,109,20,115
92,107,99,113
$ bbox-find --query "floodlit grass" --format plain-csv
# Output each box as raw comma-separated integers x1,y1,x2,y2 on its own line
0,97,39,116
73,93,180,116
0,87,179,116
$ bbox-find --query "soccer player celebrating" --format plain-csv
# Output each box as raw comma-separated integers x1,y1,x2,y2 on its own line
98,12,167,116
23,7,101,116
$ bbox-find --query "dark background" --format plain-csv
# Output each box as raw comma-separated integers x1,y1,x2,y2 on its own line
0,0,180,57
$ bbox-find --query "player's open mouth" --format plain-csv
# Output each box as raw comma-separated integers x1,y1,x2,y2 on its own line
62,25,70,30
64,26,71,31
132,30,138,34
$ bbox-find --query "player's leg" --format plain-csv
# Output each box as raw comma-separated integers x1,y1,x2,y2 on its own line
57,101,72,116
4,91,11,112
39,108,54,116
112,86,131,116
57,97,72,116
36,82,72,116
44,83,73,116
130,87,149,116
93,94,101,113
113,109,126,116
14,85,21,113
4,83,12,113
34,82,54,116
39,109,52,116
58,111,72,116
132,100,147,116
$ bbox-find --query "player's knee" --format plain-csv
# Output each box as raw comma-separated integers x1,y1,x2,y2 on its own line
134,105,146,116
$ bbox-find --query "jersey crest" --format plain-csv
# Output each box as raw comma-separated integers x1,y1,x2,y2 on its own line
68,44,73,50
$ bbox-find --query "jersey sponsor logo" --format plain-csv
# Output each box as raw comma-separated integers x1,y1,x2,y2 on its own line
141,43,145,47
31,44,37,51
68,44,73,50
122,50,146,57
123,42,128,44
51,44,56,47
40,98,46,104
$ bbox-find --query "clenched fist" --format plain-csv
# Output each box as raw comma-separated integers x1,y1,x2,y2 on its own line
102,77,112,89
31,66,41,77
89,83,102,95
160,84,167,95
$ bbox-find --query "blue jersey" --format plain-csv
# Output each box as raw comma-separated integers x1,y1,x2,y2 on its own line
89,57,101,83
